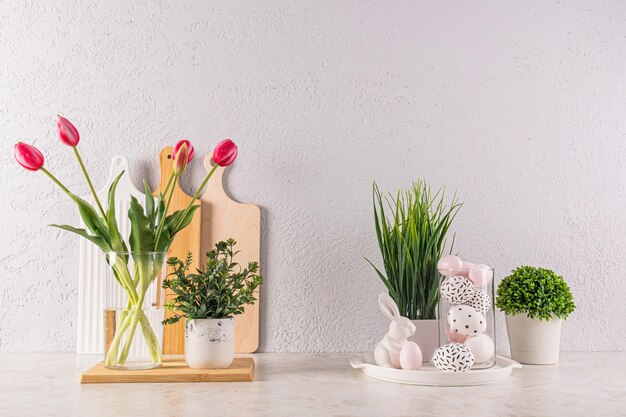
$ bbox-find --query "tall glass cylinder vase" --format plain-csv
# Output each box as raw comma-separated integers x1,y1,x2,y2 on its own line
102,251,167,370
438,267,496,369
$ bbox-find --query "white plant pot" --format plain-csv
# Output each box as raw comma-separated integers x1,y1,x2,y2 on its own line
184,318,235,369
409,319,439,362
505,314,562,365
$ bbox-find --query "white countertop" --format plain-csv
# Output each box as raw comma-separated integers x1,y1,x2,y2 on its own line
1,352,624,417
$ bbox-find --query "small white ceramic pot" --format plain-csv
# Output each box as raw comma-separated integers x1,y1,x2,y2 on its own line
409,319,439,362
505,313,562,365
185,318,235,369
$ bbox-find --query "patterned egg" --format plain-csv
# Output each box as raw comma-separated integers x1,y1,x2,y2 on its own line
466,288,492,315
432,343,475,372
464,334,495,364
447,305,487,336
440,276,475,304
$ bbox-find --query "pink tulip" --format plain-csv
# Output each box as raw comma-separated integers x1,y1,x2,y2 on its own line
213,139,238,167
172,139,195,163
56,115,80,147
14,142,45,171
173,142,189,175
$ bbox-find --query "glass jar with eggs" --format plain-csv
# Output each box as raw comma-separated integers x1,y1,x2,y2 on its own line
436,255,496,372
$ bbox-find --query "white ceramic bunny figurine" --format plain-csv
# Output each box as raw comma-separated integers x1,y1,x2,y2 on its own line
374,293,417,368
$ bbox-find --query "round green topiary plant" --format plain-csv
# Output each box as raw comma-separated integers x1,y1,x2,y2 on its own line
496,266,576,321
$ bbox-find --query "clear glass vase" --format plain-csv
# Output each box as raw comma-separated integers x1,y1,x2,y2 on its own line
102,251,167,370
437,267,496,370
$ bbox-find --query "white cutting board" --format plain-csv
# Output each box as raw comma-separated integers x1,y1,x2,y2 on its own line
76,156,149,354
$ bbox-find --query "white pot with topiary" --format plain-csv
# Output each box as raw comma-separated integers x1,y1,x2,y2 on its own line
162,239,263,369
496,266,575,365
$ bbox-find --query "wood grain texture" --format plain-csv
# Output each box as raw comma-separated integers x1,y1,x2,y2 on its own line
155,147,202,354
200,153,261,353
80,357,254,383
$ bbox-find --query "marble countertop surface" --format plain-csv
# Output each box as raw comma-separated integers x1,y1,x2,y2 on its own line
1,352,624,417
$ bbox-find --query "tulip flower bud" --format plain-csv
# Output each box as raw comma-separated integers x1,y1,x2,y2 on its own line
172,139,195,163
173,142,189,175
56,115,80,147
213,139,238,167
14,142,45,171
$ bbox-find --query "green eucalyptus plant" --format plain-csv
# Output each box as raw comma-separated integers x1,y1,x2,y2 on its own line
366,179,462,320
162,239,263,324
496,266,576,321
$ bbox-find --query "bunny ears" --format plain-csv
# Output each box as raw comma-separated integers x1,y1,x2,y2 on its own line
379,293,401,321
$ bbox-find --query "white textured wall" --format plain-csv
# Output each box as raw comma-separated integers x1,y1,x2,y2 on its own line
1,1,625,353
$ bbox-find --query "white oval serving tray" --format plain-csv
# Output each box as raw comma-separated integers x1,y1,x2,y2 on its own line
350,354,521,386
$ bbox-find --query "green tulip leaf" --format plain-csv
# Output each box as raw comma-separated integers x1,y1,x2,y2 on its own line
49,224,112,253
128,196,155,253
69,193,111,244
143,180,156,231
156,192,166,225
165,205,200,239
106,171,127,258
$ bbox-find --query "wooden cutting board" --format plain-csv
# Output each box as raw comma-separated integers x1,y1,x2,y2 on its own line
155,147,202,354
199,153,261,353
80,357,254,383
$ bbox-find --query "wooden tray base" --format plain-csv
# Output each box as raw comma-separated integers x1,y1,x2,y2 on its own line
80,357,254,383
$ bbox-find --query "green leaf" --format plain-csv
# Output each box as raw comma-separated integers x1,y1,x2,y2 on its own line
69,194,111,243
143,181,156,231
156,192,166,225
128,196,155,252
50,224,112,252
106,171,126,257
165,205,200,238
155,226,172,253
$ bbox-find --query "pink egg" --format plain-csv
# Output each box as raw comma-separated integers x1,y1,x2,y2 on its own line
468,264,493,285
445,324,468,344
454,261,474,278
437,255,464,277
462,261,475,271
400,342,423,371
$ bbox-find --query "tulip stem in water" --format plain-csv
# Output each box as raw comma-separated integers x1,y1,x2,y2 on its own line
73,147,106,218
104,262,162,368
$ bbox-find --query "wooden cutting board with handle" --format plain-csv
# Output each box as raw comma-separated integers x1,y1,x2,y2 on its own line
199,152,261,353
155,147,202,354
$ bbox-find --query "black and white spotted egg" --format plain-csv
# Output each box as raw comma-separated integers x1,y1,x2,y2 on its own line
447,305,487,336
440,276,474,304
466,288,492,315
432,343,475,372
